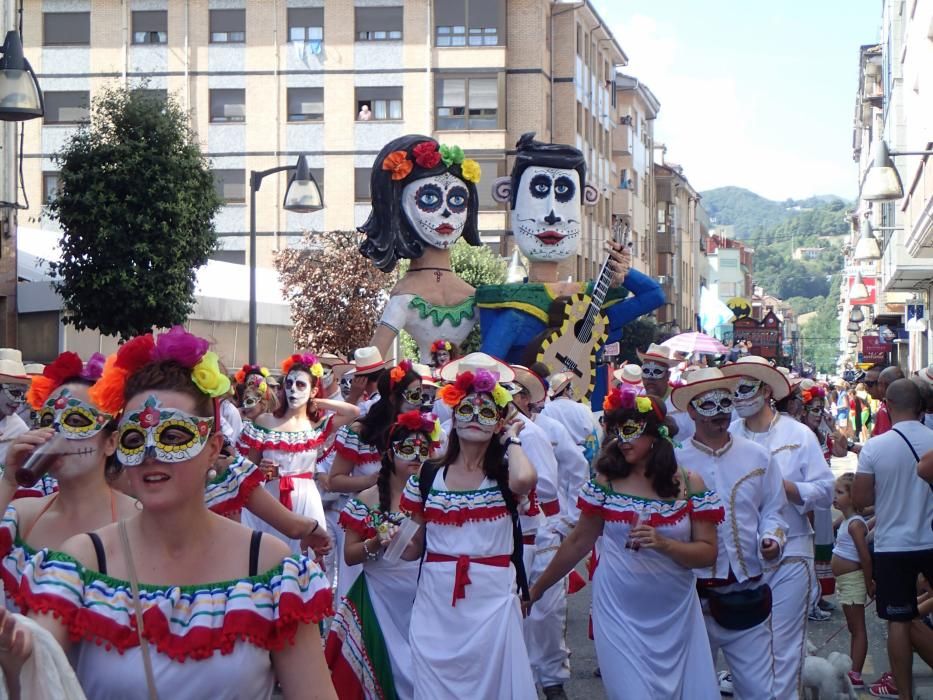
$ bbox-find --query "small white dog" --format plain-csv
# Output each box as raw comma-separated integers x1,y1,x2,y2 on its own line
801,651,856,699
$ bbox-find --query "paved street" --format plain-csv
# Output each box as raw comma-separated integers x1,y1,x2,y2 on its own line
558,451,933,699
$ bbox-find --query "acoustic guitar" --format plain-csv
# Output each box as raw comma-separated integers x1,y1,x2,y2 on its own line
533,235,627,401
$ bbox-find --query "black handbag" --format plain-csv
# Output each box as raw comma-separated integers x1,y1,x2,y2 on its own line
704,584,772,631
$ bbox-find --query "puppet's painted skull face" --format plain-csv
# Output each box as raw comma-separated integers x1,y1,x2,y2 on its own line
401,173,469,250
512,166,582,262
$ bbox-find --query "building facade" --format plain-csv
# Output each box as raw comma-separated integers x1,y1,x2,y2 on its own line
10,0,637,357
706,228,754,305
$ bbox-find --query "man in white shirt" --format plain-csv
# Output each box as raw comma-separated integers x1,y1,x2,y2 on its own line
854,379,933,700
723,356,833,700
637,343,694,441
540,371,599,465
673,368,787,699
506,366,568,699
0,350,32,471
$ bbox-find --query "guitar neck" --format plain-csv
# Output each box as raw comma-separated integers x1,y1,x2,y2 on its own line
583,225,626,319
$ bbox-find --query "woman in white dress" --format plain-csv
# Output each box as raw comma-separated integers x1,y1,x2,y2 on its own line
239,353,359,552
400,354,538,700
326,410,441,699
0,327,336,700
529,386,723,700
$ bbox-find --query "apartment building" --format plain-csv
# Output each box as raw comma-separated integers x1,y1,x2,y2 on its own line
847,0,933,371
612,71,660,277
8,0,633,357
706,229,753,305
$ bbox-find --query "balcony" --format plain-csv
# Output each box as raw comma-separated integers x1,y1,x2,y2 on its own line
657,230,674,254
880,229,933,292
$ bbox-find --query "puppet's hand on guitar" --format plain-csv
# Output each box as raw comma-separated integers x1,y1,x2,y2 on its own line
606,241,632,287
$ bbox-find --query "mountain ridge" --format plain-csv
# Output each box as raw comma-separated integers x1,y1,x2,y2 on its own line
700,186,851,239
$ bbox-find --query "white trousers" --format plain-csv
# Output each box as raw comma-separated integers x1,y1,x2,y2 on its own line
763,557,815,700
524,529,570,688
703,604,775,700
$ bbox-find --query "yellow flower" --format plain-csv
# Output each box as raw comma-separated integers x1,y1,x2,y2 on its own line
259,367,269,377
429,419,442,443
635,396,652,414
191,352,231,398
311,363,324,378
491,384,512,408
461,159,481,184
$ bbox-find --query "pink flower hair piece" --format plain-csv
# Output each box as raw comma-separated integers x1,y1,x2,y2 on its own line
151,325,210,368
472,368,499,393
80,352,106,382
618,385,638,410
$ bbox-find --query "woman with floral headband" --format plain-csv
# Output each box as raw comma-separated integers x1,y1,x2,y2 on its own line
0,352,139,612
329,360,424,597
0,327,336,699
361,135,483,362
428,339,457,370
326,410,441,700
399,354,538,699
238,353,359,553
527,386,723,699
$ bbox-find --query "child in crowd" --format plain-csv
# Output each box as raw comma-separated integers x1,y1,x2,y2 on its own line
831,473,873,688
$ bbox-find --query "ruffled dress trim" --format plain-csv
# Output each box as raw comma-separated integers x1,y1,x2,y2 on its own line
400,474,508,526
21,549,334,661
334,425,381,465
236,417,333,456
204,456,264,516
13,474,59,500
338,499,406,540
577,479,724,526
0,505,33,609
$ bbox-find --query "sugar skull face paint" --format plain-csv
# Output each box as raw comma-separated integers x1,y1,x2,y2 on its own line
392,434,431,463
608,419,647,443
454,393,500,427
641,362,669,380
38,387,110,440
690,390,735,417
0,384,25,416
733,378,766,418
284,370,312,409
241,374,269,411
512,166,582,262
116,395,214,467
401,173,470,249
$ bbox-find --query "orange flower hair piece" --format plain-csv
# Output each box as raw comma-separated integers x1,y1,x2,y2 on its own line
26,351,84,410
437,383,467,407
88,335,156,415
390,359,413,389
382,150,413,181
801,385,826,405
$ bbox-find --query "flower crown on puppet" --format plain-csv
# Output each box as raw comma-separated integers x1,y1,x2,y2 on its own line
392,409,442,446
27,351,107,411
89,326,231,415
430,339,453,355
281,353,324,379
390,359,414,389
437,368,512,408
382,141,481,184
800,385,826,405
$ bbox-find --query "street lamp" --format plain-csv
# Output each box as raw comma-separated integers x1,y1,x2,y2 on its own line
862,139,933,201
0,31,43,121
846,321,861,332
849,271,870,300
847,334,859,347
248,155,322,363
849,306,865,324
853,218,881,261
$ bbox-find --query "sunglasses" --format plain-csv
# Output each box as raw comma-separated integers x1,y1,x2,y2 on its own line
865,380,878,387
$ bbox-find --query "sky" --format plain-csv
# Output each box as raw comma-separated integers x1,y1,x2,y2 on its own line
592,1,881,202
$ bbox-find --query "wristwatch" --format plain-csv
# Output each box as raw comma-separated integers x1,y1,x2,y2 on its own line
505,437,523,447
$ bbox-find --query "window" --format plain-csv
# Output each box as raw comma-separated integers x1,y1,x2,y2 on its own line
356,87,402,121
576,24,582,56
209,89,245,123
309,168,324,200
435,75,499,130
355,7,402,41
473,160,503,209
42,172,61,203
43,12,90,46
43,91,89,124
213,170,246,203
210,10,245,43
288,8,323,43
435,0,504,47
287,88,323,122
354,168,372,202
132,11,167,44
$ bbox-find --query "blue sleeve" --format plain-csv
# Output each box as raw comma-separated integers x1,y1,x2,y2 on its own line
604,268,665,342
479,308,522,359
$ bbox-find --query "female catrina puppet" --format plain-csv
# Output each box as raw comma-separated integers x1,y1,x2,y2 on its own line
360,135,482,361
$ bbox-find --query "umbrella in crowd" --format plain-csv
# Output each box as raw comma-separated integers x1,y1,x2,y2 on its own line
661,331,729,356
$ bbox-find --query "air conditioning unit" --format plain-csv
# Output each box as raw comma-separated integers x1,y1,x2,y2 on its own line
657,275,671,285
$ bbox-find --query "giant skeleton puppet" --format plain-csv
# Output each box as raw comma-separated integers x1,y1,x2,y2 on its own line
361,135,483,360
477,133,665,409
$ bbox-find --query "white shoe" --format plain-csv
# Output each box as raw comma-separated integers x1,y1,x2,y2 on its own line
718,671,734,696
808,606,832,622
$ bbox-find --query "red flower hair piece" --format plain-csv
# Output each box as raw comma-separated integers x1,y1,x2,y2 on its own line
26,351,84,410
396,409,426,432
454,371,474,392
413,141,442,169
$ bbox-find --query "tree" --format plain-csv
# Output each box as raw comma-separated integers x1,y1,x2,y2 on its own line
800,275,842,373
399,239,508,360
48,87,221,338
276,230,395,356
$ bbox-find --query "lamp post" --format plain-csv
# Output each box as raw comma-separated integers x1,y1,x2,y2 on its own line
248,155,322,364
853,218,881,261
0,31,43,122
862,139,933,201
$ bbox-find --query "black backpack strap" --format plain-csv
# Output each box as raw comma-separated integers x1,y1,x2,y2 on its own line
891,428,921,462
497,479,530,602
248,530,263,577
